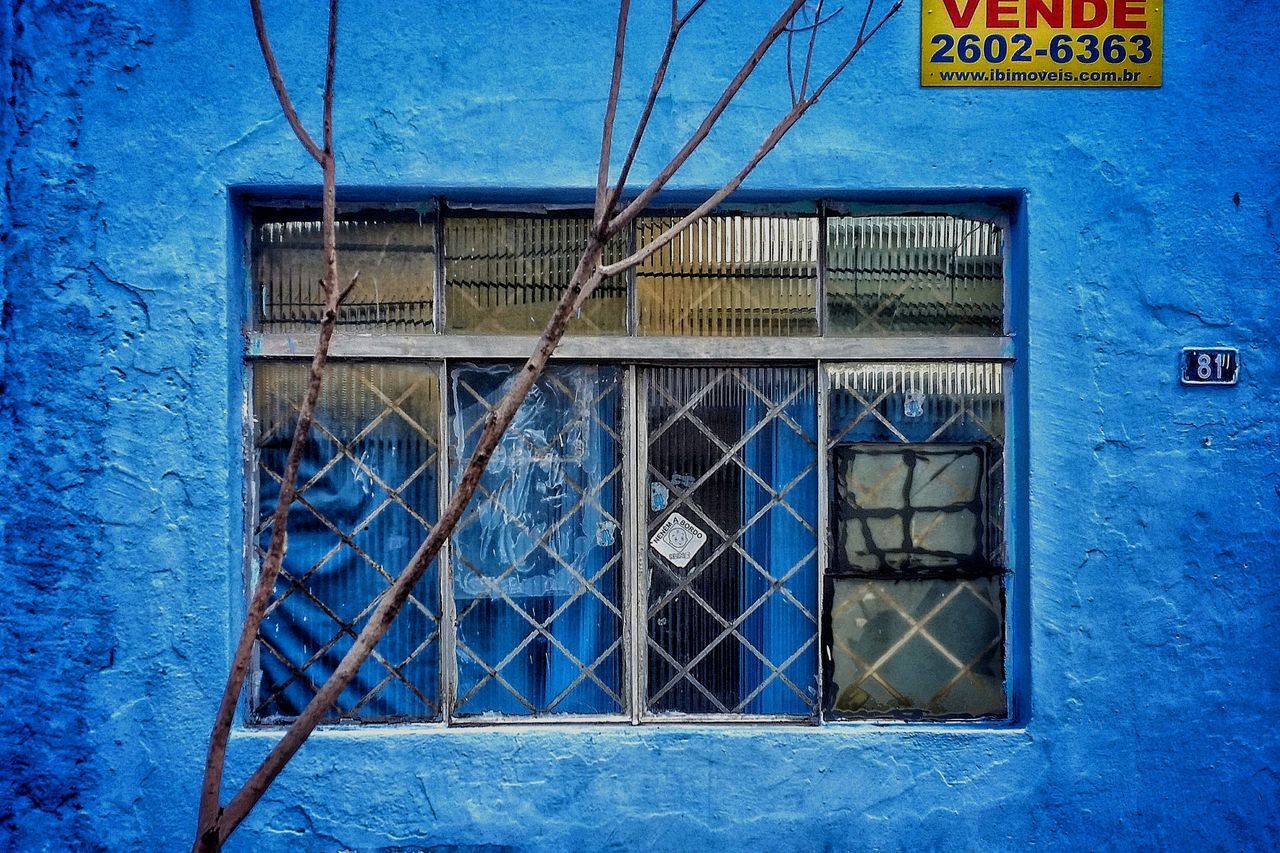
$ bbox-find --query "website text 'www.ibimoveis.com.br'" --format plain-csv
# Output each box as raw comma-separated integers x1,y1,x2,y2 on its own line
938,67,1147,83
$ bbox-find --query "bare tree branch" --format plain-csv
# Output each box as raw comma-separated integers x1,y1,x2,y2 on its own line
248,0,324,165
606,0,707,212
601,0,900,279
198,0,902,846
595,0,632,229
195,2,344,850
211,244,609,845
606,0,809,235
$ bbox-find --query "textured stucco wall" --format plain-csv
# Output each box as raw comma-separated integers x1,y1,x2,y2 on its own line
2,1,1277,850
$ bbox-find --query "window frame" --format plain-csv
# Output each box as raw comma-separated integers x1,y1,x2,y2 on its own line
239,195,1022,727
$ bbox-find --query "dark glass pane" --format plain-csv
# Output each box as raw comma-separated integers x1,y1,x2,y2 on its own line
445,216,627,334
636,214,818,336
828,361,1006,573
450,363,625,716
253,363,441,722
826,214,1004,335
254,209,436,333
645,366,818,715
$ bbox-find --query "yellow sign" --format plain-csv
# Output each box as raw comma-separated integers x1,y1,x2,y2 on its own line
922,0,1162,87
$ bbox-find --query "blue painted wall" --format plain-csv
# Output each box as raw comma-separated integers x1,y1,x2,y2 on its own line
2,1,1277,850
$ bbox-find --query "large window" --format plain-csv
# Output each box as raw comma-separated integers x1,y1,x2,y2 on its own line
244,201,1015,724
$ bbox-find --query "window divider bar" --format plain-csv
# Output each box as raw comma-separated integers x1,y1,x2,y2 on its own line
624,365,643,725
634,367,651,720
250,333,1016,363
817,203,829,337
815,360,830,719
437,358,459,723
433,199,447,336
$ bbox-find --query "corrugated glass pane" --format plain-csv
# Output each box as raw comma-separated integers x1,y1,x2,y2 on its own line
645,366,818,716
444,216,627,334
826,214,1004,335
449,363,625,717
253,209,436,333
827,577,1006,718
252,362,441,722
636,214,818,337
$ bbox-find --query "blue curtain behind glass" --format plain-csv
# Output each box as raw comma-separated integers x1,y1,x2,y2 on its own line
450,364,623,716
739,368,818,715
256,364,440,721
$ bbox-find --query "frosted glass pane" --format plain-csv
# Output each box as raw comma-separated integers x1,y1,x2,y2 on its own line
637,214,818,336
833,444,988,576
253,362,441,722
826,214,1004,335
827,577,1006,718
445,216,627,334
449,363,624,716
254,210,436,333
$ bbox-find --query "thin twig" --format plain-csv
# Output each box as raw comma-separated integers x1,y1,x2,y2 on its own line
338,270,360,305
595,0,632,231
799,0,826,99
786,26,797,105
607,0,809,235
248,0,324,165
809,0,899,102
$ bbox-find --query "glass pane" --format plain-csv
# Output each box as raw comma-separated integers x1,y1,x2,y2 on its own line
645,366,818,716
827,577,1006,718
832,444,991,577
449,363,625,716
826,214,1004,335
637,213,818,336
253,363,441,721
445,216,627,334
254,209,437,333
828,361,1006,573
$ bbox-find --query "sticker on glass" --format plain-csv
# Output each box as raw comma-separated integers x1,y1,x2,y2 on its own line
649,511,707,569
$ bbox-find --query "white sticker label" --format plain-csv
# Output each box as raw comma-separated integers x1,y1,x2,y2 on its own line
649,511,707,569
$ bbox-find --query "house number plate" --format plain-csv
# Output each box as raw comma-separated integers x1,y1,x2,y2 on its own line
1181,348,1239,386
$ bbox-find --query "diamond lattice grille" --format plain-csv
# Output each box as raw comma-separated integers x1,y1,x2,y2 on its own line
645,366,819,716
252,363,441,722
449,364,625,716
824,362,1006,719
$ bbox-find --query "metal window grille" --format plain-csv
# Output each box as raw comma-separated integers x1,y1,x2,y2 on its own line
243,203,1015,725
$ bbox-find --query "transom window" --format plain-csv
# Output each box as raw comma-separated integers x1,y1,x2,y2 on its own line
244,200,1015,724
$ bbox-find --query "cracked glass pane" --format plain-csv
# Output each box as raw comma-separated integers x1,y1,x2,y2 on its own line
252,362,441,722
636,213,819,336
445,215,627,334
254,209,437,333
450,363,625,716
826,214,1004,335
645,366,819,716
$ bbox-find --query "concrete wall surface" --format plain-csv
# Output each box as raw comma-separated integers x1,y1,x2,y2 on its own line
2,1,1277,850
